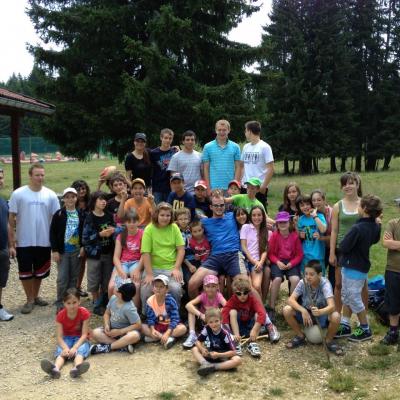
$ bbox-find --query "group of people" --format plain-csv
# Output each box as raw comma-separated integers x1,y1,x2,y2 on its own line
0,118,399,379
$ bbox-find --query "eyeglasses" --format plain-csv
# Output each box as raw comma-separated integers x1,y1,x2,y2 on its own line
212,203,225,208
235,291,249,296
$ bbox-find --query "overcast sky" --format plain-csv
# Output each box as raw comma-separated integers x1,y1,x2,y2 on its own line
0,0,271,83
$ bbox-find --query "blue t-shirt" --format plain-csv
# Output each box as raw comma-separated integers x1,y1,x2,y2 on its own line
150,147,178,193
202,212,240,255
0,198,8,250
297,213,327,271
167,191,196,220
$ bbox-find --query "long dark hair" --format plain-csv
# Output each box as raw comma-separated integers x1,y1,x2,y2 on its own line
120,210,139,248
340,171,362,197
282,182,301,211
249,205,268,257
71,179,90,205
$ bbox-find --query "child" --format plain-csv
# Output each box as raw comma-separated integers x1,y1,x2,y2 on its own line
268,211,303,321
192,307,241,376
228,180,241,196
240,205,269,298
194,180,212,218
167,173,196,220
106,173,130,219
225,177,265,213
222,278,280,358
183,274,226,349
234,207,249,231
119,178,155,228
108,210,143,307
141,275,187,349
40,288,90,378
50,187,85,312
279,182,301,217
296,194,327,273
90,281,141,354
283,260,343,355
82,191,115,315
335,194,382,342
381,204,400,345
188,220,211,269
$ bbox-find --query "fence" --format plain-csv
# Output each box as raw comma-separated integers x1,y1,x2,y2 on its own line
0,137,59,157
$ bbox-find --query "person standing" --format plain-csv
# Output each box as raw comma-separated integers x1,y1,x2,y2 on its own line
0,168,14,320
202,120,241,192
8,163,60,314
240,121,274,208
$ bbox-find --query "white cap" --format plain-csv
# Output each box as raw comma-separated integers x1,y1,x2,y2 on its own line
62,187,78,197
153,274,169,286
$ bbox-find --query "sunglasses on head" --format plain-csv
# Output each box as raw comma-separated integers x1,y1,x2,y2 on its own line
235,290,249,296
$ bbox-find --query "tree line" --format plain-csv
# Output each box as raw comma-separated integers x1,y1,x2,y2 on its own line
2,0,400,173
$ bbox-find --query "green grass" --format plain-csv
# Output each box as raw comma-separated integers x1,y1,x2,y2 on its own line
269,387,284,396
288,370,301,379
157,392,177,400
327,370,355,392
359,352,400,370
367,343,391,356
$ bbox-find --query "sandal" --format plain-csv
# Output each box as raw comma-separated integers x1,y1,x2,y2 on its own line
247,342,261,358
286,335,306,349
326,341,345,356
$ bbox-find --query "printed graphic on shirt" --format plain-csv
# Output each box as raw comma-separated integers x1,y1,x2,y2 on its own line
243,152,260,164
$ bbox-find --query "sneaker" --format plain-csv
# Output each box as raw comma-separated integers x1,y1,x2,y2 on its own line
90,343,111,354
77,288,88,297
164,337,176,349
334,324,352,338
247,342,261,358
182,332,197,349
267,323,280,343
127,344,135,354
235,343,243,356
21,302,34,314
348,326,372,342
380,331,399,345
70,361,90,378
144,336,158,343
40,359,60,379
0,307,14,321
34,297,49,306
197,362,216,376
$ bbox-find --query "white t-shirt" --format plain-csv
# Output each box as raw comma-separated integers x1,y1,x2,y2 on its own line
9,185,60,247
168,150,202,193
241,140,274,185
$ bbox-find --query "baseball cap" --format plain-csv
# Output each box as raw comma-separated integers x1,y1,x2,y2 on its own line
194,180,208,189
245,177,262,187
134,132,147,141
131,178,146,188
170,172,184,182
228,179,241,189
275,211,290,222
154,274,169,286
203,274,219,286
62,187,78,197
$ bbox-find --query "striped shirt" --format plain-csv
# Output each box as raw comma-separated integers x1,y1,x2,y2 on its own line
202,139,241,190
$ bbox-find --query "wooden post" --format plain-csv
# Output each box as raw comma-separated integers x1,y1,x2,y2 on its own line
11,112,21,190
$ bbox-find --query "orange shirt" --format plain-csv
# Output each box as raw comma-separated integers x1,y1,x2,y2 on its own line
124,197,153,227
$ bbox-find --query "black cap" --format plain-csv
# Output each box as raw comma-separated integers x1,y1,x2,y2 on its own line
134,132,147,141
170,172,184,182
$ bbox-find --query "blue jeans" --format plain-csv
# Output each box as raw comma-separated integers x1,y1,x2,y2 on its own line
55,336,90,358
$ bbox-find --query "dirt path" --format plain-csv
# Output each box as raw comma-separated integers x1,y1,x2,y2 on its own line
1,261,399,400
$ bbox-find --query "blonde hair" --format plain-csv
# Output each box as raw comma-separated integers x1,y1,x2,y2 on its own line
215,119,230,131
232,277,251,292
174,207,190,220
205,307,222,322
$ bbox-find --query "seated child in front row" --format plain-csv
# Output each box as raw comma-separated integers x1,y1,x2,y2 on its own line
183,274,226,349
40,288,90,379
192,308,241,377
283,260,343,355
90,281,141,355
222,278,280,358
141,275,187,349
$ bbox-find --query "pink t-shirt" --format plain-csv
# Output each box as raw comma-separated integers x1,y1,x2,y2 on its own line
117,230,143,262
241,223,270,261
199,291,225,313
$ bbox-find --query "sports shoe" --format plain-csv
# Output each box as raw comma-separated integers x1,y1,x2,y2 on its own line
164,337,176,349
77,288,88,297
34,297,49,306
348,326,372,342
247,342,261,358
182,332,197,349
235,343,243,356
144,336,158,343
70,361,90,378
90,343,111,354
40,359,60,379
127,344,135,354
21,302,34,314
0,307,14,321
380,331,399,345
197,362,216,376
334,324,352,338
267,323,280,343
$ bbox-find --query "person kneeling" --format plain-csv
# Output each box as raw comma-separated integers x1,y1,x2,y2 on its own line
192,308,241,376
283,260,343,355
90,280,141,354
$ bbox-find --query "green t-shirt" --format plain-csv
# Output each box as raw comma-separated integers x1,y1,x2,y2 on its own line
385,218,400,273
231,194,265,213
141,223,185,270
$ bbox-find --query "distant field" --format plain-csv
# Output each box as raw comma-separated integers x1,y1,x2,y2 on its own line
1,156,399,276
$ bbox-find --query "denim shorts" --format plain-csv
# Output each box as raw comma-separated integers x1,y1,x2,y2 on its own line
295,310,329,329
202,251,247,277
55,336,90,358
271,264,301,280
114,260,140,275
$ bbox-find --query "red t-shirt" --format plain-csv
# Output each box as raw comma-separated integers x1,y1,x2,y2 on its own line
56,306,90,336
189,237,211,262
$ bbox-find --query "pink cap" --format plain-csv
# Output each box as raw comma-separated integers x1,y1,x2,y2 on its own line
228,179,241,189
194,179,208,189
203,274,219,286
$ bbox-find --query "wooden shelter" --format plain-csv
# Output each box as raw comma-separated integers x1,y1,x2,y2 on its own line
0,88,55,189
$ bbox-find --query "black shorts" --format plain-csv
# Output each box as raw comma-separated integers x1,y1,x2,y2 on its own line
384,270,400,315
271,263,301,280
16,246,51,280
0,249,10,288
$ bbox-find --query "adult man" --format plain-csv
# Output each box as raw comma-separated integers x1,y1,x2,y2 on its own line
240,121,274,208
168,130,202,194
202,120,241,191
0,168,14,321
188,190,248,298
9,163,60,314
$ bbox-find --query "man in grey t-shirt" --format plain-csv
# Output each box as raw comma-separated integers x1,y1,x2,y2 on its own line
168,130,202,194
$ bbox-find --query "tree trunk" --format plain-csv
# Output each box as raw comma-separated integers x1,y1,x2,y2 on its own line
365,155,377,172
355,155,362,172
312,157,319,173
330,156,337,173
299,158,313,174
291,160,296,174
383,155,391,170
340,157,346,172
283,158,289,174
